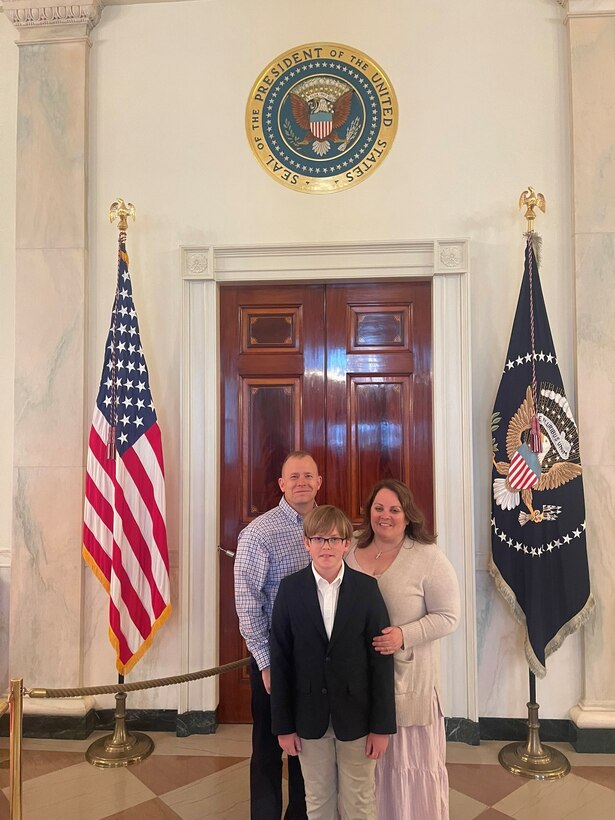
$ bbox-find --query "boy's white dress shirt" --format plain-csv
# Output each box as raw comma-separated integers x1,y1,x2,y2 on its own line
311,561,344,639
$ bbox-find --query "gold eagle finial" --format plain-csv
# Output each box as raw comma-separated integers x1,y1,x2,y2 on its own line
519,187,546,233
109,199,136,232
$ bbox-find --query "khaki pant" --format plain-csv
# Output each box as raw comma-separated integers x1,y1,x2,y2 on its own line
299,725,376,820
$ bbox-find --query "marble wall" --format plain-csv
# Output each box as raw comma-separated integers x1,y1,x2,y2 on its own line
569,10,615,728
9,34,90,705
0,11,18,694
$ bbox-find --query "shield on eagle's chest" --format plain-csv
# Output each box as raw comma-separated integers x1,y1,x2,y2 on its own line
508,442,541,490
310,111,333,140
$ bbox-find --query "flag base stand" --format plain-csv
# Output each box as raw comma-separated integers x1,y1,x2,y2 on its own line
86,692,154,768
498,701,570,780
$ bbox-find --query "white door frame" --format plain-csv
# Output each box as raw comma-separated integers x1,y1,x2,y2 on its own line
179,239,478,723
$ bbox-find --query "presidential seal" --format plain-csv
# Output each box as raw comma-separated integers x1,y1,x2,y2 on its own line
246,43,398,193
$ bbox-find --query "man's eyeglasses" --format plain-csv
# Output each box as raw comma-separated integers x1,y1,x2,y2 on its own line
307,536,347,547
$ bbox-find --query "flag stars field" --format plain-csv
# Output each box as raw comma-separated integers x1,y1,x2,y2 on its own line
492,513,586,557
506,350,557,372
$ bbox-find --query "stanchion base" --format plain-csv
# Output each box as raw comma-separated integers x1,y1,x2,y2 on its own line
498,741,570,780
86,731,154,768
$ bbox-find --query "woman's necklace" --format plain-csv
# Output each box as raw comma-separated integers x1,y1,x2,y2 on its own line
373,536,405,560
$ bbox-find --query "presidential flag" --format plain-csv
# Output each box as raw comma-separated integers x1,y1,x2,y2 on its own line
83,235,171,674
489,234,594,678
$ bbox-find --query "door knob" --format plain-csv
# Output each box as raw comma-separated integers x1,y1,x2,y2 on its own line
218,545,235,558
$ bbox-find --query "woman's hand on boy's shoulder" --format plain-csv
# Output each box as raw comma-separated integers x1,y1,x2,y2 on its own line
278,732,302,756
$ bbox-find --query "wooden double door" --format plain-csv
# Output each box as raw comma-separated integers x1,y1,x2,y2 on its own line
218,281,433,722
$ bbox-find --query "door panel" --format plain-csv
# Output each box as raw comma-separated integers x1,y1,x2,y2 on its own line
349,376,413,521
242,378,302,517
325,282,433,530
218,281,432,722
218,285,325,723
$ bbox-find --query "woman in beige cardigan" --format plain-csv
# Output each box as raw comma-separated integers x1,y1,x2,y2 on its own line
345,479,460,820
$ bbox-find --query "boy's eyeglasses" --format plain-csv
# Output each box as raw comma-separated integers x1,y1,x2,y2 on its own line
307,536,346,547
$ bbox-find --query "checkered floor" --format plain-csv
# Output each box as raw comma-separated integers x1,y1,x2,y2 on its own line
2,725,615,819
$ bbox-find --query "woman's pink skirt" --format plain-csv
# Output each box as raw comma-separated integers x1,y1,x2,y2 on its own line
375,693,449,819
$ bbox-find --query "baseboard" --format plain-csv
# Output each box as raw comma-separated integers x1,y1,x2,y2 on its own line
445,717,480,745
176,710,217,737
3,711,615,751
0,709,99,740
0,709,217,739
94,708,180,734
570,726,615,754
479,717,615,753
479,717,572,744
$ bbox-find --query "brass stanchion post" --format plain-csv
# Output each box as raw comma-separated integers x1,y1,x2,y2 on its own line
85,691,154,768
9,678,23,820
27,658,251,767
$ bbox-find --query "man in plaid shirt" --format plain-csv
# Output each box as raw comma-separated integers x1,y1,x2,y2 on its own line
235,451,322,820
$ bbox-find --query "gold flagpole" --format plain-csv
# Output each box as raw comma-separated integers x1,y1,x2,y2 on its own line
497,190,570,780
85,200,154,768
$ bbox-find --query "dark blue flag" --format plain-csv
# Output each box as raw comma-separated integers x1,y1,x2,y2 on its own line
489,235,594,678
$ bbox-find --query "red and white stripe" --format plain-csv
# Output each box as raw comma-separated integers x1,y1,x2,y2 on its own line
311,119,333,140
83,407,171,674
508,450,540,491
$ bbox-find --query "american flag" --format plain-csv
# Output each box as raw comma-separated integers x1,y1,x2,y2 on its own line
83,235,171,674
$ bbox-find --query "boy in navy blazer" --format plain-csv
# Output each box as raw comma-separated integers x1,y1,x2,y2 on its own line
270,506,396,820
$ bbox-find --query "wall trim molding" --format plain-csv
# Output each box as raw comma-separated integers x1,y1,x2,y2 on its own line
179,238,478,722
2,0,103,40
562,0,615,17
570,703,615,729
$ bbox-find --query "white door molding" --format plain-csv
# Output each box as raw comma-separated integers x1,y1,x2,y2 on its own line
179,239,478,723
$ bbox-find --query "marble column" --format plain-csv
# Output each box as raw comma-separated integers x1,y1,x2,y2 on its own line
564,0,615,732
5,0,102,718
